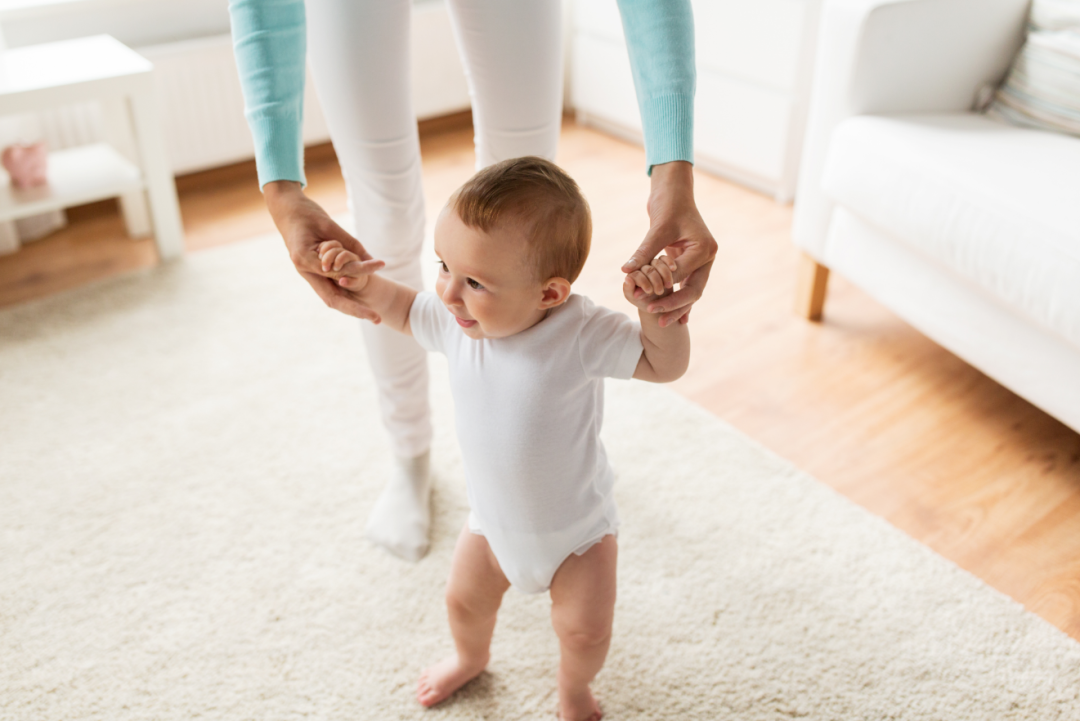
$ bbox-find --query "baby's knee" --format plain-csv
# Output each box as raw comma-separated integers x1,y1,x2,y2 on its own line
555,621,612,652
445,587,471,616
445,586,497,620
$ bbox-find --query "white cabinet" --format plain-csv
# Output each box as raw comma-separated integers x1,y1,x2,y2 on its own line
570,0,821,201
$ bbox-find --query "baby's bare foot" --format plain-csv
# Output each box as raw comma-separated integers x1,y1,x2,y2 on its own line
559,687,602,721
416,653,488,707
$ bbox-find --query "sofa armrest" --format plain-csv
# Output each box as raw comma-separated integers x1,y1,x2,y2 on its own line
791,0,1029,258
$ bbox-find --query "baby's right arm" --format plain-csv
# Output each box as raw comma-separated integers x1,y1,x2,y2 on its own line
317,241,417,335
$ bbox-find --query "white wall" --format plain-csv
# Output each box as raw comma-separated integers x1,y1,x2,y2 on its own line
0,0,232,49
0,0,473,175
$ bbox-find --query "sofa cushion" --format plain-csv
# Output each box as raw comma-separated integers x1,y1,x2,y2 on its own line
822,113,1080,349
986,0,1080,138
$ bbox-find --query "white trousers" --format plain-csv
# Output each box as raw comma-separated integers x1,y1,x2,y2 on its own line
305,0,563,458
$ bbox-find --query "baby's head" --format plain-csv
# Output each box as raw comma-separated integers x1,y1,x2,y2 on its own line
434,156,591,340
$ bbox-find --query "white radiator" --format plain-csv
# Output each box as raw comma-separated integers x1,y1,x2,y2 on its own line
137,34,332,175
0,36,320,177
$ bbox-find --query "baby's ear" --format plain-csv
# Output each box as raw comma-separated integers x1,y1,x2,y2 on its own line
539,277,572,309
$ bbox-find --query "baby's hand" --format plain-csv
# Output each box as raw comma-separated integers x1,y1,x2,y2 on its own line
318,240,371,292
623,255,677,311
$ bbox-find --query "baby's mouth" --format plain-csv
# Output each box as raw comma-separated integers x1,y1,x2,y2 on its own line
455,316,477,328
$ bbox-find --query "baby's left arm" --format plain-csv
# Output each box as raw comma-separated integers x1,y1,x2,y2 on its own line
623,256,690,383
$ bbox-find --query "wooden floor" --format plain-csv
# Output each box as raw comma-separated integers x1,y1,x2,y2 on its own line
4,118,1079,640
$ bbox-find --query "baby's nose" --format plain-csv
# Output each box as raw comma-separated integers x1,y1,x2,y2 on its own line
441,284,462,307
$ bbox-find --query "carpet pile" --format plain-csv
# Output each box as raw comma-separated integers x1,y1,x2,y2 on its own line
2,237,1078,720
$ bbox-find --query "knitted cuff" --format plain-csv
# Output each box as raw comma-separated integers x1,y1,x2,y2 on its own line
247,110,307,189
639,93,695,175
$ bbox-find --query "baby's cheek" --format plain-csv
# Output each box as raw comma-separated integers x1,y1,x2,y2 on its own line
469,296,496,325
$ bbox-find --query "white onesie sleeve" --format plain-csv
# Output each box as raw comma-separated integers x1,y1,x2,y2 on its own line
408,291,453,355
576,296,644,380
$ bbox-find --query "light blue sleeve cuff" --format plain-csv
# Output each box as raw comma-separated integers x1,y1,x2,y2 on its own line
616,0,696,175
247,111,307,189
229,0,307,190
640,93,695,174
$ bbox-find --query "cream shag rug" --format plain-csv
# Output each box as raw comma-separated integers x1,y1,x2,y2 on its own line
2,236,1078,721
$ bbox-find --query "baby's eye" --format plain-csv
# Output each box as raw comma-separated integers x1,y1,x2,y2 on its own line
437,260,448,273
467,278,484,290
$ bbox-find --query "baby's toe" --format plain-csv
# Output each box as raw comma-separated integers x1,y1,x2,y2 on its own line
416,678,434,705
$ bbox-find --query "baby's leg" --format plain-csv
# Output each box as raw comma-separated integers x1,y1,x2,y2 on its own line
417,523,510,707
549,535,618,721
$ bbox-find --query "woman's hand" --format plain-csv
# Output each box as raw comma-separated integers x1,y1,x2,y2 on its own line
264,180,385,321
621,161,717,327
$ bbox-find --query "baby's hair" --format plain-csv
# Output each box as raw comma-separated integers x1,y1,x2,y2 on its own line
451,156,591,283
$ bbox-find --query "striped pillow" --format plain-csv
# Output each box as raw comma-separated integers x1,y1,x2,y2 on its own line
986,0,1080,137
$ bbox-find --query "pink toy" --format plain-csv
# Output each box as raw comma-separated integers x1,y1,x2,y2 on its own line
2,142,48,188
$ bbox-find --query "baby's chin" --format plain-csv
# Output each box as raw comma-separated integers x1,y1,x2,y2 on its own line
458,312,549,340
462,325,506,340
457,320,494,339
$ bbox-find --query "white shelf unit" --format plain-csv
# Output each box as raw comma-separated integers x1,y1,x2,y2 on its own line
0,34,183,258
570,0,822,202
0,143,140,221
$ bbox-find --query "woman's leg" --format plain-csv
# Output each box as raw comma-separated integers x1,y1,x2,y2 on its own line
446,0,564,167
305,0,432,561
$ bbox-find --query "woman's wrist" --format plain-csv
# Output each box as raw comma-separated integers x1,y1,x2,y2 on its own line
647,161,696,221
263,180,304,219
264,181,316,250
263,179,303,198
650,160,693,186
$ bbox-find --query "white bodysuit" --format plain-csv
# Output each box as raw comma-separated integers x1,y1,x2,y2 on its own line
409,292,643,594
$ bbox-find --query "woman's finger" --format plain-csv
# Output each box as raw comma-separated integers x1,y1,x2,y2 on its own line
646,282,696,314
620,222,666,274
351,258,386,275
660,304,691,328
300,271,381,323
337,259,363,277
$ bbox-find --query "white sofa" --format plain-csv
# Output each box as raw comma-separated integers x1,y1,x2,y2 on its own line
792,0,1080,433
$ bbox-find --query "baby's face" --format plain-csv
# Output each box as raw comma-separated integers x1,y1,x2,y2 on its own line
433,208,556,340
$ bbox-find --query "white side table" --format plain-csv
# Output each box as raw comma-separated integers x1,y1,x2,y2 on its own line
0,34,184,259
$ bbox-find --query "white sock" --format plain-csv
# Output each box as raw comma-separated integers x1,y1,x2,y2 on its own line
364,451,432,562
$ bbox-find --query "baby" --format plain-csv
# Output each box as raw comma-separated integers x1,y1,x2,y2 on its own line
318,157,689,721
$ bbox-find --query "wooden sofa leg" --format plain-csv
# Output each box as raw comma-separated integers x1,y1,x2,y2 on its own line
796,253,830,321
